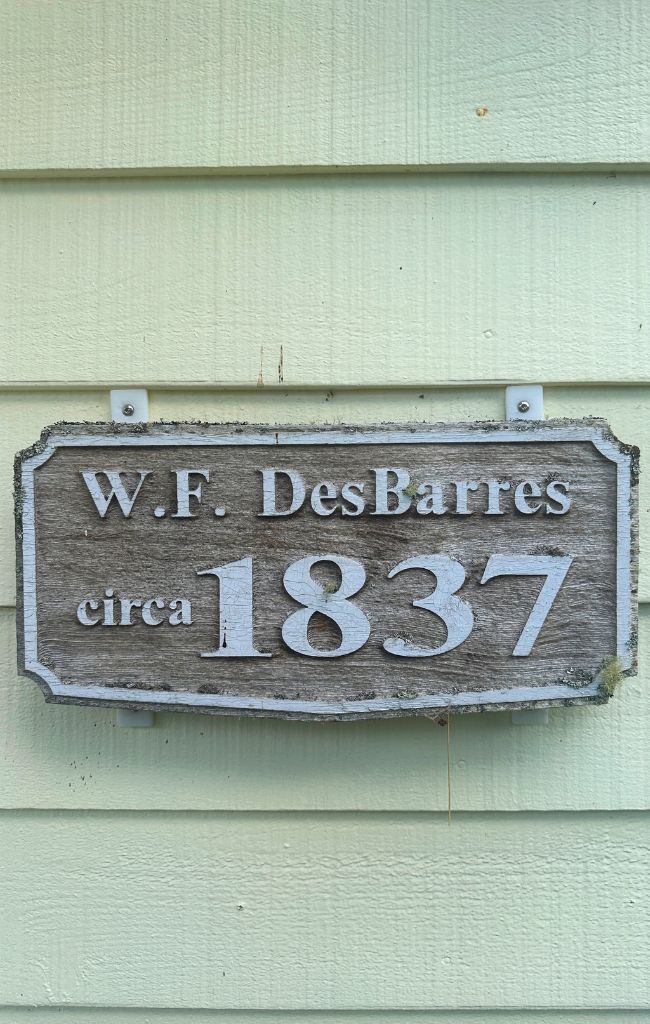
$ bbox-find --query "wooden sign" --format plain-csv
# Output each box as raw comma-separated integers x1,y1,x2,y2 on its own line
15,421,638,719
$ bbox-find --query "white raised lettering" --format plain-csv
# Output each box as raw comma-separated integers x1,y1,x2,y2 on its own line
454,480,479,515
514,480,542,514
199,558,269,656
77,599,100,626
119,598,142,626
169,598,192,626
173,469,209,518
384,555,473,656
282,555,370,657
480,554,572,655
81,470,151,518
341,481,365,516
415,482,447,515
372,468,411,515
102,588,116,626
545,480,571,515
142,598,165,626
484,479,511,515
259,469,305,516
311,480,337,516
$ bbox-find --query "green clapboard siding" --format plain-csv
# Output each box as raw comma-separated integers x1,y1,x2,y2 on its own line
2,1014,650,1024
1,606,649,812
1,810,649,1009
3,1015,650,1024
0,0,649,172
0,175,649,389
2,1,649,1017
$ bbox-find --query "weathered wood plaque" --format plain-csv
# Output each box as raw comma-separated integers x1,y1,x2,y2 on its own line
15,421,638,719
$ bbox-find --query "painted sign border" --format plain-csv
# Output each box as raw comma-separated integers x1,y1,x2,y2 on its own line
16,420,638,718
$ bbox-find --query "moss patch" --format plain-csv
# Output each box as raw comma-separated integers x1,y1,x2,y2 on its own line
598,655,624,698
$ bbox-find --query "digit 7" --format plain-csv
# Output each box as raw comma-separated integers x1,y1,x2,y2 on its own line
480,555,573,656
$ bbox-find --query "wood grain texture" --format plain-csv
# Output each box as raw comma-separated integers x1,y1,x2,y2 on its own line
2,606,649,811
16,420,636,716
1,175,649,388
2,388,649,607
1,810,649,1009
1,0,649,172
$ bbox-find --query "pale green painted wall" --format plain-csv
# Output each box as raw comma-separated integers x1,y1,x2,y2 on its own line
1,0,648,171
1,2,648,1020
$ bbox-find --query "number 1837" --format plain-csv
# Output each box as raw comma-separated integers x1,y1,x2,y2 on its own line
199,553,573,659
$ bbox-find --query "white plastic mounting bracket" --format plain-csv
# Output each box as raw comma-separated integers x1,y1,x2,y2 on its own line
505,385,549,725
109,389,154,728
505,384,544,421
110,388,149,423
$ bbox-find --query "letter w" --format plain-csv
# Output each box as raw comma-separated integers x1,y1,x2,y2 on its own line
81,471,151,518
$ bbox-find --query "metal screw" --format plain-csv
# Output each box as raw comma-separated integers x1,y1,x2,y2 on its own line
517,400,530,413
122,403,135,417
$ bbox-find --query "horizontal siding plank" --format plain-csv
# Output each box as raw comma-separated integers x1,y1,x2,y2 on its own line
2,1013,650,1023
1,175,649,388
2,386,648,607
1,810,649,1008
1,0,649,172
1,606,648,811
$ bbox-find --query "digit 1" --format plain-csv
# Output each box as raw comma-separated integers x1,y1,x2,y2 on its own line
197,557,270,658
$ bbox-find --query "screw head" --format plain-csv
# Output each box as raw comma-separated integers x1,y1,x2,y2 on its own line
517,399,530,413
122,403,135,417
